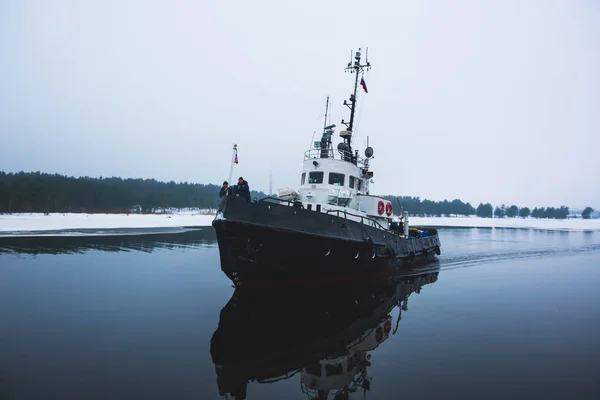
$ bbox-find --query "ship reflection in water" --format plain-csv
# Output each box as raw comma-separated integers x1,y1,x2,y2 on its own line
210,264,440,399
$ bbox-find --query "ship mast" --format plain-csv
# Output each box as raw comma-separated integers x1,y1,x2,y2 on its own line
341,48,371,155
319,95,336,158
323,95,329,133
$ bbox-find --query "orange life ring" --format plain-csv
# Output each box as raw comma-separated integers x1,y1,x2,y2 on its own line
384,320,391,334
377,200,384,215
376,326,383,342
385,202,392,216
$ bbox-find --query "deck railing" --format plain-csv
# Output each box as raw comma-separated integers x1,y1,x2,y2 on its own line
303,148,366,166
257,196,409,237
325,209,404,237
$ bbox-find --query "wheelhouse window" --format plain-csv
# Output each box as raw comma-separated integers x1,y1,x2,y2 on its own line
328,173,345,186
357,179,363,191
349,176,356,189
308,171,323,184
301,172,306,185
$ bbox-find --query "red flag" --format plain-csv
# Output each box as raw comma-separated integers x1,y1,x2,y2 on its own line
234,151,238,164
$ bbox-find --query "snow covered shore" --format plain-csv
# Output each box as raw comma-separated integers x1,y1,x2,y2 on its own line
0,212,215,234
408,216,600,231
1,212,599,235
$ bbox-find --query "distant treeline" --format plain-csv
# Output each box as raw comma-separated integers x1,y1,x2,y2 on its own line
383,196,594,220
0,171,594,219
0,172,266,213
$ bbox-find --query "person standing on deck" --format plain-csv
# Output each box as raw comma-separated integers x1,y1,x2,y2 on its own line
219,181,229,198
217,181,229,213
235,177,251,203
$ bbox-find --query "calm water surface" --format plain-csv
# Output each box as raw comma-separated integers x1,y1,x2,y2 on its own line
1,227,599,399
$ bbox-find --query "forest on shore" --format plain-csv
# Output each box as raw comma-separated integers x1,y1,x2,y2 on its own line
0,171,267,213
382,196,594,220
0,171,595,219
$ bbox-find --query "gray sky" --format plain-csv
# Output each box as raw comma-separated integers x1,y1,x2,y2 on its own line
1,0,598,209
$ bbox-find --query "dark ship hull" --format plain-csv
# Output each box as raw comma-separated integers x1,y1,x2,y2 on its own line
210,268,440,399
212,195,441,286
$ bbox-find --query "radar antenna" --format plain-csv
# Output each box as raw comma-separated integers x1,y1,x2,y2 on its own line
340,47,371,157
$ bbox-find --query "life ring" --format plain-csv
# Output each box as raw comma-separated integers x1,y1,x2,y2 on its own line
375,326,383,342
384,320,391,335
385,202,392,216
377,200,384,215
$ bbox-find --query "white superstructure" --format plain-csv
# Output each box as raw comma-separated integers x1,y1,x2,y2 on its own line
293,138,394,229
275,48,399,230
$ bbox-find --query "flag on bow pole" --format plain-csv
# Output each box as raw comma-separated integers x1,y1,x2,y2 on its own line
228,144,238,185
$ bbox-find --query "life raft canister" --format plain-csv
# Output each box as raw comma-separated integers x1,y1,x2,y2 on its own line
385,202,392,216
376,326,383,342
377,200,385,215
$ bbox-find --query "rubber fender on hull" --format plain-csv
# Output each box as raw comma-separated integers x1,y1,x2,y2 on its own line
435,245,441,256
386,246,396,260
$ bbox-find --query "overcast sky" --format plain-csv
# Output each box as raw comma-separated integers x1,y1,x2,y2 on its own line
1,0,598,209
